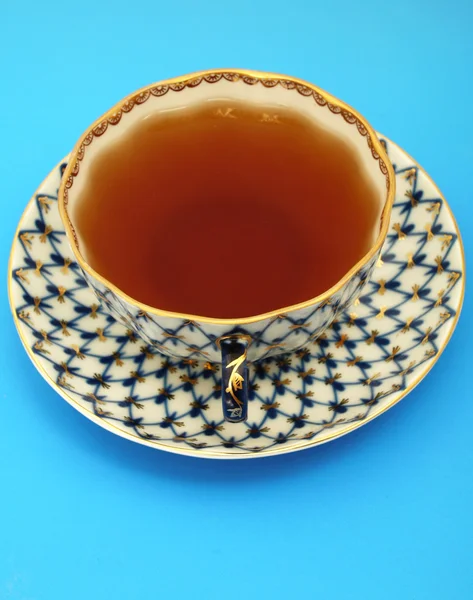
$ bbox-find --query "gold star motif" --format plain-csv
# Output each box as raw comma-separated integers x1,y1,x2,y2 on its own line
180,374,198,386
363,372,381,386
33,341,50,355
276,357,291,369
61,362,73,378
38,196,53,213
385,346,401,362
347,356,363,367
447,272,460,287
186,346,209,357
287,414,309,423
434,289,445,307
202,423,225,432
182,358,198,368
39,224,53,243
125,396,144,409
335,334,349,348
438,311,451,325
400,360,416,376
426,202,441,215
376,306,387,319
18,310,31,324
34,260,43,277
272,378,291,387
421,327,433,345
289,321,311,331
173,436,197,443
159,388,175,400
322,418,346,429
405,189,418,207
163,332,186,340
325,373,342,385
265,342,286,352
95,328,106,342
61,258,72,275
161,360,177,373
113,352,124,366
130,371,146,383
86,392,106,405
33,297,42,314
425,223,434,241
296,391,314,400
440,234,452,250
124,416,145,429
163,417,184,427
126,329,137,343
71,345,85,359
57,376,74,390
328,399,349,412
57,286,66,303
392,223,406,240
404,168,417,185
313,332,328,345
15,268,29,284
95,407,113,417
20,233,34,248
270,314,287,323
261,401,281,412
93,374,110,389
40,330,51,345
139,346,154,360
347,313,357,327
297,368,315,380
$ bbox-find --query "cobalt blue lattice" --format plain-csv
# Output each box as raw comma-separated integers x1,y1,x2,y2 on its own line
9,135,464,457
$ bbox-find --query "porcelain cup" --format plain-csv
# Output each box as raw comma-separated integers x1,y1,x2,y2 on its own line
58,69,395,423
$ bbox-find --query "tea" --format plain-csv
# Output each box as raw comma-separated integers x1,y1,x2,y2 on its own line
74,100,381,319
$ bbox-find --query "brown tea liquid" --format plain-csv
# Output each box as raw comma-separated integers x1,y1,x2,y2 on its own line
74,101,381,318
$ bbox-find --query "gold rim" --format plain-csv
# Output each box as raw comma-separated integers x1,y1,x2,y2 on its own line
8,137,465,459
57,68,396,325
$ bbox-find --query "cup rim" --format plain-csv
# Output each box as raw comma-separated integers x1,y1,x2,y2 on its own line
58,68,396,325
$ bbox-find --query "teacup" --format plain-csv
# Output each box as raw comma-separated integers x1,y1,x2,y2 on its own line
58,69,395,423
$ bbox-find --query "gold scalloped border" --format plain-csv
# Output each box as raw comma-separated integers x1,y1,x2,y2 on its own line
63,72,391,201
57,69,396,326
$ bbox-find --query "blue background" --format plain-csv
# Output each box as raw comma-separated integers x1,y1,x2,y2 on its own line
1,1,472,598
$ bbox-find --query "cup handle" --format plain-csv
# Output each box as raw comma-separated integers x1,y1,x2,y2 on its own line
220,336,250,423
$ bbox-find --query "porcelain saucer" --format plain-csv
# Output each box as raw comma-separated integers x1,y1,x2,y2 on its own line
8,135,465,458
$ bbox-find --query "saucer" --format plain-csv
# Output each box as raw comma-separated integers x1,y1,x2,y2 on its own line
8,135,465,458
